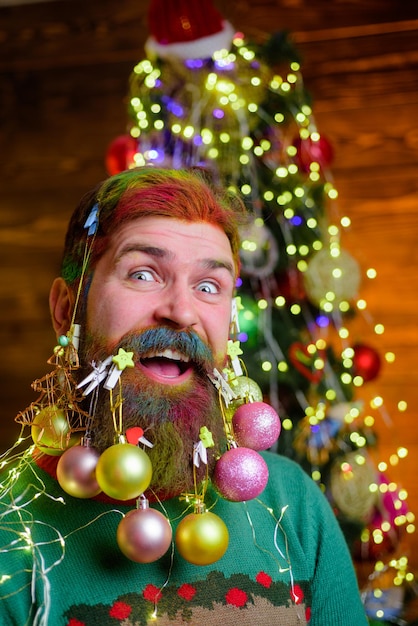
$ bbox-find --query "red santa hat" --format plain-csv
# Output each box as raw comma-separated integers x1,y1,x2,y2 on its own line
145,0,235,60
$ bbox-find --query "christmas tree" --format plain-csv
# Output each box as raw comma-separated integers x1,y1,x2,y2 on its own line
105,1,415,620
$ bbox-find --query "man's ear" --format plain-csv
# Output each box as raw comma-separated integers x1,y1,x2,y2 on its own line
49,277,74,336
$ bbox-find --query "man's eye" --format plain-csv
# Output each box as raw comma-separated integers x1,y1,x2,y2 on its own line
130,270,155,282
197,281,218,294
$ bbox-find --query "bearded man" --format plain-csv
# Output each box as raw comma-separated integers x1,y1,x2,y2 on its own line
0,167,368,626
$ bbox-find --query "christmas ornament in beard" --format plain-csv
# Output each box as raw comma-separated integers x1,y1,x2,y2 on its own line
117,496,173,563
57,443,102,499
213,401,281,502
175,507,229,566
78,327,227,495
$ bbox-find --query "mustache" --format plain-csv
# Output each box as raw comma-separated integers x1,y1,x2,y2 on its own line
113,327,215,373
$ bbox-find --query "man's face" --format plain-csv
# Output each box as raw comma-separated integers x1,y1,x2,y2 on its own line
86,216,236,371
79,216,236,495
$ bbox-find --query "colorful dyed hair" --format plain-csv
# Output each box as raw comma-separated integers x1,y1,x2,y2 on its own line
61,167,248,287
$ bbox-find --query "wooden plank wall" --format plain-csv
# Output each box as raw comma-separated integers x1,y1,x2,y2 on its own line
1,0,418,607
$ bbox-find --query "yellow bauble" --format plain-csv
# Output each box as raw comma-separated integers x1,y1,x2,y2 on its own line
96,443,152,501
225,376,263,422
175,511,229,565
31,406,78,456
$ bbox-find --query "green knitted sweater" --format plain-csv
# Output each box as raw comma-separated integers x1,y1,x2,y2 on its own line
0,450,368,626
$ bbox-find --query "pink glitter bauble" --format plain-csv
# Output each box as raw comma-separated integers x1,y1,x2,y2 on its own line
232,402,281,450
213,447,269,502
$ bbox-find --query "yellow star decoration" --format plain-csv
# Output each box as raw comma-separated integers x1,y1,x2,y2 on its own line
199,426,214,448
112,348,135,371
227,339,243,360
234,296,244,312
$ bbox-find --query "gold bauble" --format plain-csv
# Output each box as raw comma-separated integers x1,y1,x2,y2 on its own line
31,405,78,456
175,511,229,565
225,376,263,422
95,443,152,501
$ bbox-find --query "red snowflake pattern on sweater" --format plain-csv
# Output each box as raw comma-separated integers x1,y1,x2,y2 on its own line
256,571,273,588
225,587,248,607
143,583,162,604
109,601,132,619
178,583,197,601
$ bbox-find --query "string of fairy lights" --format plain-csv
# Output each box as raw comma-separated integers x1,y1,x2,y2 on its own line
0,24,414,622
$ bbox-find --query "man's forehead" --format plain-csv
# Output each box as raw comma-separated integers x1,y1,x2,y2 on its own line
111,215,232,251
100,215,237,279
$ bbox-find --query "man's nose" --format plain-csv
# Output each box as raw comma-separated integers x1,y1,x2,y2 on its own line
153,283,198,330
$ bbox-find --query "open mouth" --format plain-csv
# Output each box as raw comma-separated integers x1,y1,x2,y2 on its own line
138,348,193,383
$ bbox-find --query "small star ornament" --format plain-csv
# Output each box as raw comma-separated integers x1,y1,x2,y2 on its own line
199,426,214,448
104,348,135,390
193,427,214,468
227,340,243,376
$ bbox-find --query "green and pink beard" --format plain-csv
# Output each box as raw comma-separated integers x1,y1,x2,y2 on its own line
77,327,227,497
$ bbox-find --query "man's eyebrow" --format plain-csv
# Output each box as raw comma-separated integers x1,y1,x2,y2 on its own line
201,258,235,277
117,243,234,277
117,243,172,261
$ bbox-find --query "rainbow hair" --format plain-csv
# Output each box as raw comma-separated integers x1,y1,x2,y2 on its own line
61,167,248,288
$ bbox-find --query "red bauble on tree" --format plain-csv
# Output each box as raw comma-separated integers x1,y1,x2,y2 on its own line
292,134,334,173
352,343,382,382
274,268,306,303
105,134,137,176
